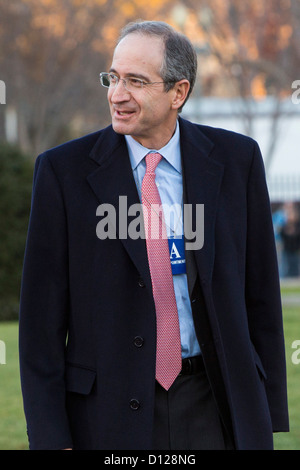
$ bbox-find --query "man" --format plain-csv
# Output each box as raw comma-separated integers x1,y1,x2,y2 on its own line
19,20,289,450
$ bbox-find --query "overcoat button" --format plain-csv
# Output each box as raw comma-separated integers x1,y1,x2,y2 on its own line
130,399,140,410
138,278,145,288
133,336,144,348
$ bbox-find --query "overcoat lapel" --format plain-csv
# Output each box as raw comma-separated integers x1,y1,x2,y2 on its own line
179,118,224,285
86,127,152,293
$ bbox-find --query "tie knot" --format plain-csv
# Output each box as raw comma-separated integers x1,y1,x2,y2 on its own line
145,152,162,174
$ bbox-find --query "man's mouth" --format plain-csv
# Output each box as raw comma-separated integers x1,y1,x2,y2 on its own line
114,109,135,118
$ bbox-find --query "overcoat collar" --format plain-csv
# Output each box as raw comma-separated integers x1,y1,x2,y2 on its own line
87,117,224,287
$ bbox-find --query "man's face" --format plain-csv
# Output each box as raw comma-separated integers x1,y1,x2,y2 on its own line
107,33,178,149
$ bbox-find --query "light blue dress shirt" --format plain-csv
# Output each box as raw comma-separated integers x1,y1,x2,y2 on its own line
125,121,201,358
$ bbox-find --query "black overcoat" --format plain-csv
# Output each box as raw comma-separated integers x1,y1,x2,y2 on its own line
19,117,289,450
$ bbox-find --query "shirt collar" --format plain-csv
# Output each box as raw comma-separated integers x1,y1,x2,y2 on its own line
125,120,181,174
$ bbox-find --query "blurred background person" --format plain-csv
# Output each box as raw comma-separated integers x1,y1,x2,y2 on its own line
272,204,287,278
281,202,300,278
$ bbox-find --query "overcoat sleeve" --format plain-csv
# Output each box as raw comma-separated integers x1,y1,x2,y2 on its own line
19,153,73,449
245,142,289,432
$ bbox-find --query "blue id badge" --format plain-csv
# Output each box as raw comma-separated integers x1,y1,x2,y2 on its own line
168,236,186,275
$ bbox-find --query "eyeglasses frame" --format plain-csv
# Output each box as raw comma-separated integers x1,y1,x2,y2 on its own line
99,72,173,92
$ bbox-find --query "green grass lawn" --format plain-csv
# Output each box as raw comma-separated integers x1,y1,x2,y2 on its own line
0,289,300,450
0,322,27,449
274,295,300,450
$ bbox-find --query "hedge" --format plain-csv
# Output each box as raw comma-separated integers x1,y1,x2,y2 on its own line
0,141,34,321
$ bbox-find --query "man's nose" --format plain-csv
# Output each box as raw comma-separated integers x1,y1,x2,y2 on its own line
110,80,131,102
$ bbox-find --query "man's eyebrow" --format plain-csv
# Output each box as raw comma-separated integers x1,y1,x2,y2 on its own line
109,68,151,82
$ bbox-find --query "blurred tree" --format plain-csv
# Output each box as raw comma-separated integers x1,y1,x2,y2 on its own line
177,0,296,97
174,0,300,173
0,0,172,156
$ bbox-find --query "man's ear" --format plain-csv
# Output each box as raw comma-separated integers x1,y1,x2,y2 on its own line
171,80,190,110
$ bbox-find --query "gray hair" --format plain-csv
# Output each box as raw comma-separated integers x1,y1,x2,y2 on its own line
117,21,198,112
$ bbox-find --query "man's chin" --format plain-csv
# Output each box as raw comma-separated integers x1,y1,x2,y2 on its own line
112,121,132,136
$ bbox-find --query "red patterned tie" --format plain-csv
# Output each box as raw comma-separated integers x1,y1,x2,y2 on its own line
142,152,181,390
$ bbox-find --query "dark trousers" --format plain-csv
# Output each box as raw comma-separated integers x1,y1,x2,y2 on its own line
152,358,234,450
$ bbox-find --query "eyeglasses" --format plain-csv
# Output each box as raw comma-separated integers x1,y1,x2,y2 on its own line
99,72,170,92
